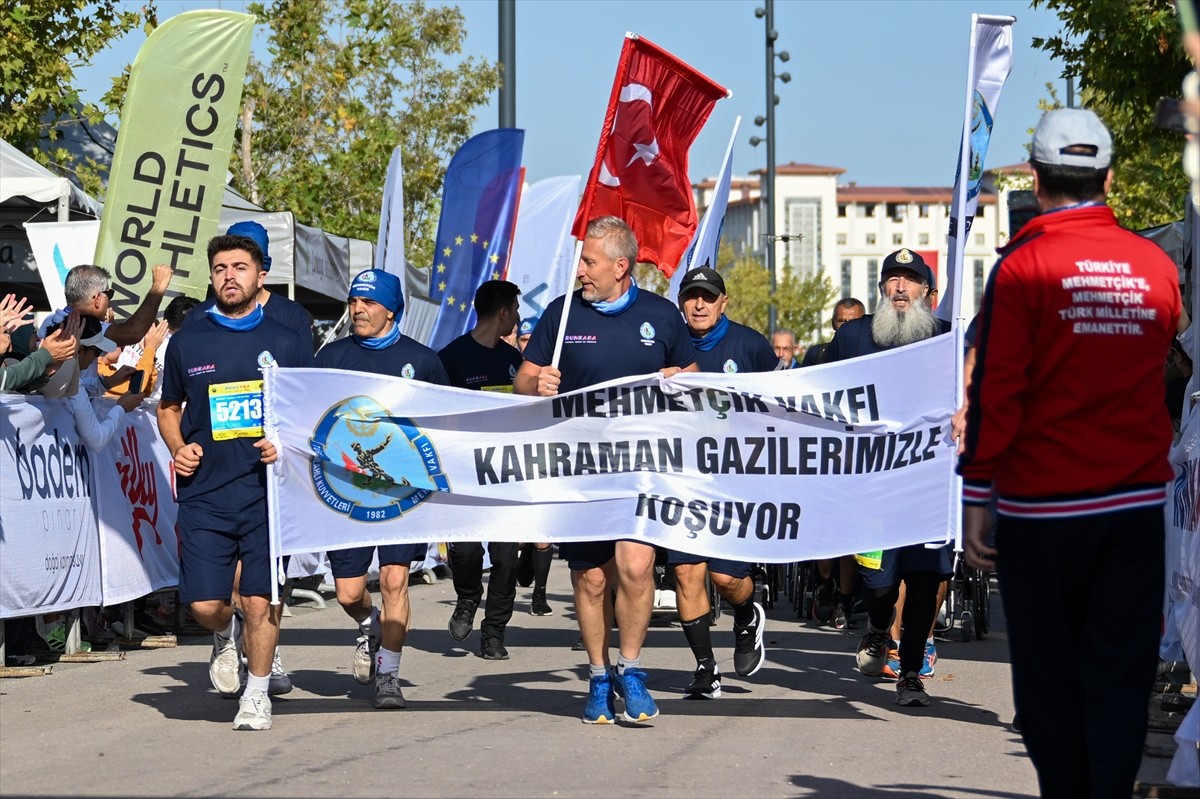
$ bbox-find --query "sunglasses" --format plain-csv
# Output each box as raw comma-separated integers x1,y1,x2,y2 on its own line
96,288,115,300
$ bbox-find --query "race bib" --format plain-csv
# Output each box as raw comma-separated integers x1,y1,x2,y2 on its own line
855,550,883,570
208,380,264,440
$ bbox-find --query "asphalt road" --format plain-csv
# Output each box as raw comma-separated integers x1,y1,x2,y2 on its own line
0,564,1176,798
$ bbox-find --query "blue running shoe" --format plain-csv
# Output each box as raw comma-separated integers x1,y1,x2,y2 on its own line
920,638,937,679
614,667,659,722
582,672,616,724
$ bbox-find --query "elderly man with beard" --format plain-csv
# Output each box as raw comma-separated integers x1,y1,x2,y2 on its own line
824,248,951,708
157,233,313,731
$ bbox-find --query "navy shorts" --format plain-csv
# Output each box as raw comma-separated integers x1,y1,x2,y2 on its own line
666,550,752,579
859,541,954,590
178,498,279,604
327,543,428,579
559,539,653,571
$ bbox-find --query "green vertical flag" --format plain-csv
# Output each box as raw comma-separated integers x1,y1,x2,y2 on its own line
94,11,255,318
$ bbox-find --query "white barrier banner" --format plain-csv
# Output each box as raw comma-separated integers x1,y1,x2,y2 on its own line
266,333,957,563
0,395,103,618
96,407,180,607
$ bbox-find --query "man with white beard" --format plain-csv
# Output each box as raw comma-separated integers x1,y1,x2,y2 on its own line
823,248,952,708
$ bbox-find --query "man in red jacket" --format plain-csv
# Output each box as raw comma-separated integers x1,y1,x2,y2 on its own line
960,108,1181,798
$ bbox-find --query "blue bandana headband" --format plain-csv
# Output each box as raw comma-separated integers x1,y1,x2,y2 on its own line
589,281,639,316
206,303,264,331
691,314,730,352
353,322,401,350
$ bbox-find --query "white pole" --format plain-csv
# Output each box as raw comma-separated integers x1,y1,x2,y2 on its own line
550,238,584,369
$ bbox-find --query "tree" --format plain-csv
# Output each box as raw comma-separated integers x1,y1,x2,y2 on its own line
237,0,500,270
1031,0,1190,229
0,0,156,193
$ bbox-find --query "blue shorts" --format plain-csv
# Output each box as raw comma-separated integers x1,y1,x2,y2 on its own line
666,550,752,579
559,539,652,571
327,543,428,579
859,542,954,590
178,498,279,604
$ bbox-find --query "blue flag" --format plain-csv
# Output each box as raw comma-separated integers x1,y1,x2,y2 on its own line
427,129,525,351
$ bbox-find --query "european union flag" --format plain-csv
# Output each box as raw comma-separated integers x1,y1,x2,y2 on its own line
427,129,525,351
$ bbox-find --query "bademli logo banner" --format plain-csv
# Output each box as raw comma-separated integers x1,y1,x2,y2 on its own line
266,333,960,564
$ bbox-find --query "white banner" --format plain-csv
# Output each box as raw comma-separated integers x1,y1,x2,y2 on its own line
24,219,102,311
375,146,406,277
0,395,103,618
95,407,180,607
265,333,958,563
940,14,1014,324
508,175,581,324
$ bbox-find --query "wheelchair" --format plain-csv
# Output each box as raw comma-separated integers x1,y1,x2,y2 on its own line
941,550,992,641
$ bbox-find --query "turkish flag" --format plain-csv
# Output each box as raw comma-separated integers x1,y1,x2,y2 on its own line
573,35,727,277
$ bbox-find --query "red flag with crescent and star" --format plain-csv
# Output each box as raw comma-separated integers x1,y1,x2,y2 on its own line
572,34,728,277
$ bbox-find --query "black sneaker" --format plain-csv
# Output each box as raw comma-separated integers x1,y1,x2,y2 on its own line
732,602,767,676
516,543,535,588
530,588,553,616
812,578,835,623
896,671,930,707
684,662,722,699
480,634,509,660
448,598,479,641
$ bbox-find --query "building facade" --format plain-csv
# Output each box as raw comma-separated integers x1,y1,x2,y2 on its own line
698,161,1033,337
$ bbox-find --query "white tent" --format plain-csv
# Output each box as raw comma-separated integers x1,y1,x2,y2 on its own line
0,138,103,219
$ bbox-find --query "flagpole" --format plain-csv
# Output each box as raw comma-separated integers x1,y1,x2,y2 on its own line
550,238,583,369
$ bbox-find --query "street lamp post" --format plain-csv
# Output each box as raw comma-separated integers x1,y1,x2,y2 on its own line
754,1,789,335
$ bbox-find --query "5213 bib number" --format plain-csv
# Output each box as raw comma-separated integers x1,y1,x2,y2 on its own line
208,380,264,440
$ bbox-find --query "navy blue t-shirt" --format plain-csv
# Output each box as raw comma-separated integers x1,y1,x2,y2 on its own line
523,289,696,392
438,334,522,391
824,315,951,361
161,316,314,505
691,319,778,374
184,293,313,348
315,334,449,386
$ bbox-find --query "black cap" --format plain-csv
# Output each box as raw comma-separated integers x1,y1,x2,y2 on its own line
678,266,726,297
880,248,933,286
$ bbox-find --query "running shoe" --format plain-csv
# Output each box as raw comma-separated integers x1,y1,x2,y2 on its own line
881,642,901,680
373,672,406,709
530,588,553,616
919,638,937,679
832,594,858,630
352,626,379,685
733,602,767,676
812,578,835,623
582,672,616,724
856,630,889,677
684,662,722,699
233,689,272,730
614,667,659,722
209,611,244,696
481,634,509,660
448,598,479,641
896,671,931,707
268,648,292,696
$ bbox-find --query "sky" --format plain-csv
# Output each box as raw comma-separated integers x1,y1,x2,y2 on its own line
79,0,1071,189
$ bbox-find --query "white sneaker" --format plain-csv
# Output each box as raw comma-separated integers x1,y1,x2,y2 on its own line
233,689,272,730
351,612,380,685
268,648,292,695
209,612,244,696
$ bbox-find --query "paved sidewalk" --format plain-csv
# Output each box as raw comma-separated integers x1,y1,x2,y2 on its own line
0,564,1178,798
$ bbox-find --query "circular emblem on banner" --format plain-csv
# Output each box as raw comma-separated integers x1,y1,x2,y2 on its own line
401,363,416,379
361,271,377,283
639,322,655,339
309,395,449,523
257,350,276,368
723,359,738,373
896,249,913,264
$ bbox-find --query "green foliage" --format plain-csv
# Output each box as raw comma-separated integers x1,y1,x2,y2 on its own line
1030,0,1190,228
237,0,500,269
0,0,155,194
716,243,835,343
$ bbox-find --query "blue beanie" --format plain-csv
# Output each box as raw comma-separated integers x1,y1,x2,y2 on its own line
348,269,403,315
227,220,272,271
519,316,539,336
